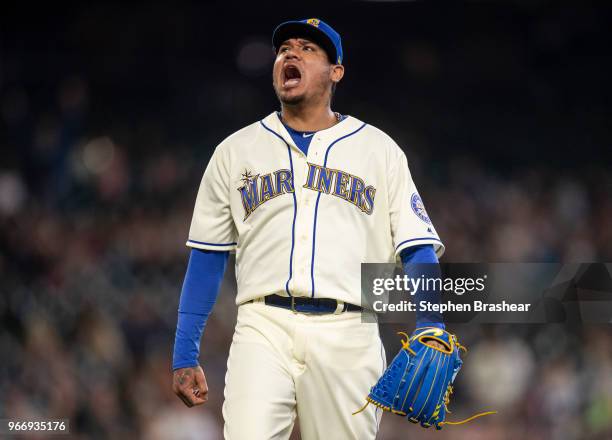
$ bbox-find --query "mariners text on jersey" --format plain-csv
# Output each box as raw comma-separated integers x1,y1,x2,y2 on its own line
238,164,376,220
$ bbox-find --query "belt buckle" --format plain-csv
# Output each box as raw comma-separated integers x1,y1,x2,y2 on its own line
291,296,297,313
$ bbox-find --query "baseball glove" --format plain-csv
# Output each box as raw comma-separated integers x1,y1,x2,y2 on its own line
353,327,495,429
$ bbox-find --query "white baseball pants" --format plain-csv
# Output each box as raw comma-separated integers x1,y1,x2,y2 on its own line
222,301,386,440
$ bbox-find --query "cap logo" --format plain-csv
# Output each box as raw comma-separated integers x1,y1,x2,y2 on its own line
306,18,320,27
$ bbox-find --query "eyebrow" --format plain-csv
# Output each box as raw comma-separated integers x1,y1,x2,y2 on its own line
280,38,317,47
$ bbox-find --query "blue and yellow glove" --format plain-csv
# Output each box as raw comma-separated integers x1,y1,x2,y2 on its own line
354,328,495,429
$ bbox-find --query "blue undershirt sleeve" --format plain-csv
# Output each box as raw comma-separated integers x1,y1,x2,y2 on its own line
400,244,445,329
172,248,229,370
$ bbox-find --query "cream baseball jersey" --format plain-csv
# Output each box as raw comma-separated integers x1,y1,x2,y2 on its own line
187,112,444,306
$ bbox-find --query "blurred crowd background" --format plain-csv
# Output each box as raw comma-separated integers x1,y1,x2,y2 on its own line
1,2,611,439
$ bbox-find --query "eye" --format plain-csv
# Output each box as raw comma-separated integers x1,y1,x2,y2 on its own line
303,45,314,51
280,47,289,53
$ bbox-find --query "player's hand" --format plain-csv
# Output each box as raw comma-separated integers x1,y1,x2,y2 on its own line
173,365,208,407
427,340,446,351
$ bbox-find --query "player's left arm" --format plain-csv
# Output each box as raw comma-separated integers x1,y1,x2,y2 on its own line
400,244,444,329
386,142,445,331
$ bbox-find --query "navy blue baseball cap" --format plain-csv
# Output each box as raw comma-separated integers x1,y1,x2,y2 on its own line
272,18,343,65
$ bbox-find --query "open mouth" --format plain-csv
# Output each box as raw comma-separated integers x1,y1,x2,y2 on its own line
283,65,302,88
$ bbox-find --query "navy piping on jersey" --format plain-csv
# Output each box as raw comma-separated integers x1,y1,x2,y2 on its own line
395,237,443,251
187,239,237,247
310,123,367,298
260,120,297,297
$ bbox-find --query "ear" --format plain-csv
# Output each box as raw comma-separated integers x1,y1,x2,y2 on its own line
330,64,344,84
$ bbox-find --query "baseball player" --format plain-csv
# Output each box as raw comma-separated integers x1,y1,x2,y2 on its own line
172,18,446,439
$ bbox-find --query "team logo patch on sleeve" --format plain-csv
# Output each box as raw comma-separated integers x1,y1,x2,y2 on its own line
411,192,432,224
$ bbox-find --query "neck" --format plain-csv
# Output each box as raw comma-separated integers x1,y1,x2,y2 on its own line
280,101,338,132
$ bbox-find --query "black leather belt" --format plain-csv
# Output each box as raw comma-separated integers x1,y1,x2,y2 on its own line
252,294,362,314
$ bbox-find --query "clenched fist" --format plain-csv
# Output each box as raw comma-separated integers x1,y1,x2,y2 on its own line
173,365,208,407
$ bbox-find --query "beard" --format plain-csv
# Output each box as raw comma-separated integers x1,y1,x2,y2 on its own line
276,89,306,106
272,79,306,106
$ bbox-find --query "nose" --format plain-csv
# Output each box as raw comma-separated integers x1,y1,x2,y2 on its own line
283,47,300,60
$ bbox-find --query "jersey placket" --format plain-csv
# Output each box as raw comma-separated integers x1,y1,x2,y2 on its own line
288,134,324,298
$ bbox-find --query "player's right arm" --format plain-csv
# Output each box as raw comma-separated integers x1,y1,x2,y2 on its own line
173,140,237,406
172,248,229,407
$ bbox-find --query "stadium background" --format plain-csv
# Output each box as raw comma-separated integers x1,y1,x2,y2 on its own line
1,2,611,439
